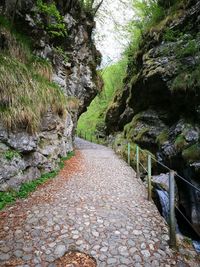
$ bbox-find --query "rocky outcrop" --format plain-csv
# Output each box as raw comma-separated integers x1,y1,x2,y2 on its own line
0,111,73,190
105,0,200,234
0,0,101,190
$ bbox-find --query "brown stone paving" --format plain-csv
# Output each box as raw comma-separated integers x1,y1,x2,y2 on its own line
0,138,199,267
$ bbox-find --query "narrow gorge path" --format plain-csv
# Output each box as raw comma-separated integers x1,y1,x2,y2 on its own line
0,138,199,267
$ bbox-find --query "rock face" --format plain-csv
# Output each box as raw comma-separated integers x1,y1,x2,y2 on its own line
0,0,101,190
105,0,200,234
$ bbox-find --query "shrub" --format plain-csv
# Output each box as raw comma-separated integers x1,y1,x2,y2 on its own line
36,0,67,38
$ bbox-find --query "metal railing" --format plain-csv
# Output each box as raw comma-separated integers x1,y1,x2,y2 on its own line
133,143,200,249
77,130,101,144
76,131,200,248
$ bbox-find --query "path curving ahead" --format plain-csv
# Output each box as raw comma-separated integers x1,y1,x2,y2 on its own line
0,138,199,266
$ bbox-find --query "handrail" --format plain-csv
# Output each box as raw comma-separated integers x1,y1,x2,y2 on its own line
134,144,200,248
76,131,200,248
139,146,200,194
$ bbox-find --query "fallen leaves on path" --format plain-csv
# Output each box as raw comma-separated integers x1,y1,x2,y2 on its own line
54,251,97,267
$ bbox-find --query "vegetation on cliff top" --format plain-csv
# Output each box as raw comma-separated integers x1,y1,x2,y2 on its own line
77,58,127,139
0,17,67,133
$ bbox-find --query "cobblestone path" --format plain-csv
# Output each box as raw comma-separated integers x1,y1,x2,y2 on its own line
0,138,199,266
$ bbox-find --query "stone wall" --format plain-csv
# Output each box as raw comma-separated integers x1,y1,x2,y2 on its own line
0,0,101,190
105,0,200,234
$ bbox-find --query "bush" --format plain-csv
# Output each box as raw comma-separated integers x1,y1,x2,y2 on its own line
36,0,67,38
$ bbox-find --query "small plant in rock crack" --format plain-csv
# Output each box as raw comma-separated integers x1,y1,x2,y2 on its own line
53,46,69,63
3,150,21,160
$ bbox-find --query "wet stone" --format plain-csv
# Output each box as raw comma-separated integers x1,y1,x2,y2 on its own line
0,253,10,261
54,245,66,257
107,257,117,264
14,250,23,258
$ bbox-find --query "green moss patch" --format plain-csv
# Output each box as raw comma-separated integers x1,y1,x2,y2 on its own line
156,130,169,146
182,143,200,162
171,65,200,92
175,134,188,151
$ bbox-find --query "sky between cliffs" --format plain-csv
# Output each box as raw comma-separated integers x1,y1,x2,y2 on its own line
94,0,133,66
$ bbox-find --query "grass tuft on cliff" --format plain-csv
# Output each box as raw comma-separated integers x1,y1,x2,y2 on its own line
0,55,66,133
0,21,67,133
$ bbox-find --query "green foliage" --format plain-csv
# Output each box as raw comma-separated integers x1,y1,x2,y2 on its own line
36,0,67,38
132,0,165,31
177,40,199,58
80,0,94,10
125,0,165,59
0,191,17,209
79,0,97,14
3,150,21,160
0,151,75,209
163,28,180,42
77,58,127,139
0,15,12,29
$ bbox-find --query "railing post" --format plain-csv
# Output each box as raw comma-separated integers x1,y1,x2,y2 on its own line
147,154,152,201
136,145,140,178
128,143,131,165
169,170,176,249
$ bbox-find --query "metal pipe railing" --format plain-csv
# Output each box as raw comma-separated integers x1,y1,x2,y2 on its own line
134,144,200,248
76,134,200,248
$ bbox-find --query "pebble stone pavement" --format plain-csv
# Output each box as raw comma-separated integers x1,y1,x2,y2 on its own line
0,138,199,267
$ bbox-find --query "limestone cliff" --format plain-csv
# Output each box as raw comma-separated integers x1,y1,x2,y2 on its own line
0,0,101,190
105,0,200,234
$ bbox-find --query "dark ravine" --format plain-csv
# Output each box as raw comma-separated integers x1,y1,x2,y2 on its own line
0,0,101,191
105,0,200,236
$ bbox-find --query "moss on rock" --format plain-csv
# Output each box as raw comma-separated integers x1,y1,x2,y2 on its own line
182,143,200,162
